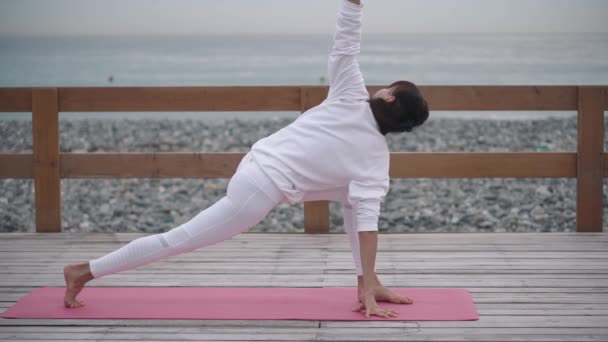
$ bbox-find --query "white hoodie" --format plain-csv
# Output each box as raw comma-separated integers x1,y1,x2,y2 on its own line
251,0,389,232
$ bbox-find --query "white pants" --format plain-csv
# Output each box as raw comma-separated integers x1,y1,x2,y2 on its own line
89,154,366,278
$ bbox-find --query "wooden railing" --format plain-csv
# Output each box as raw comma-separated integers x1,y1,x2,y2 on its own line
0,86,606,233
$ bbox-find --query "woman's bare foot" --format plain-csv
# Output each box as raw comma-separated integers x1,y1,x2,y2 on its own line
373,286,414,304
63,263,94,308
357,275,413,305
358,285,413,304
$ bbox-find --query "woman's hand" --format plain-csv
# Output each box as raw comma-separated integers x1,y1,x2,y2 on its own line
353,289,399,319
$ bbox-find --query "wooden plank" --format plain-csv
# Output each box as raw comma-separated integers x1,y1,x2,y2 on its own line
61,152,244,178
59,152,577,179
3,267,608,275
59,86,302,112
3,261,608,270
0,329,606,342
5,242,608,251
0,332,318,341
0,232,602,239
418,85,579,111
318,333,607,342
7,326,608,334
2,316,606,328
1,86,603,113
5,260,608,270
0,154,33,178
32,88,61,233
390,152,576,178
0,331,605,342
0,332,603,342
1,275,606,288
0,87,31,112
300,86,580,111
4,233,607,244
576,86,605,232
2,234,608,247
323,316,608,328
6,250,608,259
3,242,608,251
300,86,329,112
5,271,608,282
318,333,606,342
55,86,584,112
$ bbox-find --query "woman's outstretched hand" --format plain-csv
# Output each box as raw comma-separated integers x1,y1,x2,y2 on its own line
353,289,399,319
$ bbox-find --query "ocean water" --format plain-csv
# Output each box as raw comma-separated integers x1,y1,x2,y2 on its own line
0,33,607,121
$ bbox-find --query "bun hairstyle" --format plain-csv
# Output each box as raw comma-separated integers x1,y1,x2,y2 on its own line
367,81,430,135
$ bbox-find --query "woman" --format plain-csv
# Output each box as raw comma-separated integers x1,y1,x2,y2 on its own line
64,0,429,319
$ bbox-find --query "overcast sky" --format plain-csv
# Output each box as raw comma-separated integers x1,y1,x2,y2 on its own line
1,0,607,36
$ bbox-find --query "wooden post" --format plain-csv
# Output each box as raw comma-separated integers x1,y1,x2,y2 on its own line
300,87,331,234
32,88,61,233
576,86,604,232
304,202,331,234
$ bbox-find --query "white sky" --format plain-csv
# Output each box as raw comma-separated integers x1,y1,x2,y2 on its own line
0,0,607,36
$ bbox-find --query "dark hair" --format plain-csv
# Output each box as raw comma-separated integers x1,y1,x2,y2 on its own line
367,81,429,136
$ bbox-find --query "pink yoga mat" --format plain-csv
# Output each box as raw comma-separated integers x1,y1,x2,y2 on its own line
1,287,478,321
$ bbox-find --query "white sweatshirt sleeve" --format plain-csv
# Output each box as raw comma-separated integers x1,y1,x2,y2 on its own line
348,176,390,232
326,0,369,102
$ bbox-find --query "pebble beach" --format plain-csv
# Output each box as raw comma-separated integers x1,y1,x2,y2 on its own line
1,116,606,233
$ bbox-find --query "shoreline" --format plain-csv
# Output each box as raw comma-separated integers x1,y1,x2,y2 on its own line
1,116,606,233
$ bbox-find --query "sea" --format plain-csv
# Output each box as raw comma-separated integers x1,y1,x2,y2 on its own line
0,33,607,121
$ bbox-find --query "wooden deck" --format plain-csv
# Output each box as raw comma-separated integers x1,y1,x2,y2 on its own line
1,232,608,341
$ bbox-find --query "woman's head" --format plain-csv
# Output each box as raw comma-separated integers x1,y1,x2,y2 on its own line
368,81,429,135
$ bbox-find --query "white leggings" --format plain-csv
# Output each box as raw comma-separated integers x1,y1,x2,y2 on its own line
89,154,367,278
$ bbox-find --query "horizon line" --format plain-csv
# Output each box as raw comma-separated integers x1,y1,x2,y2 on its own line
1,31,606,38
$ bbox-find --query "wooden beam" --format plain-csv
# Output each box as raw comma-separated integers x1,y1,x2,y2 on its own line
58,87,302,112
61,153,245,178
304,86,580,111
2,86,606,113
0,154,33,178
59,152,577,179
0,88,31,112
300,86,329,112
390,152,576,178
576,87,604,233
32,88,61,233
416,86,579,111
